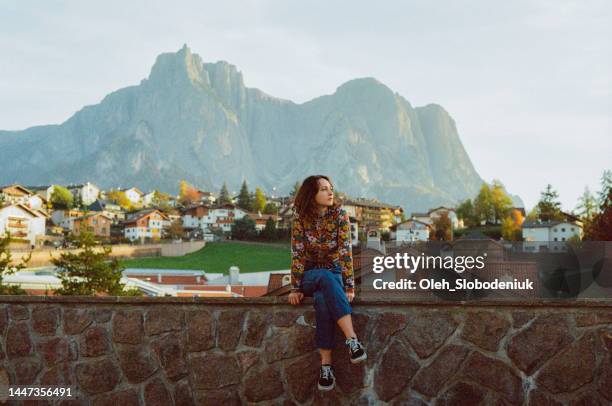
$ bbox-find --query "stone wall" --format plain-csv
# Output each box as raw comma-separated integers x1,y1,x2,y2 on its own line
0,296,610,405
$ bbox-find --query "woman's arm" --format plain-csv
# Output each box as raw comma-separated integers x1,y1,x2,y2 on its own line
338,208,354,291
290,217,306,292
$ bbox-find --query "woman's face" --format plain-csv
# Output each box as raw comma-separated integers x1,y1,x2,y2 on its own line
314,178,334,207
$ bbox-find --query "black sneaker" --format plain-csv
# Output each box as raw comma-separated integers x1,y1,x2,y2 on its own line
346,337,367,364
318,365,336,391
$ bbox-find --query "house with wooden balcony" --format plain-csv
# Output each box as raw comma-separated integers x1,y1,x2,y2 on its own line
0,204,47,246
72,213,113,238
123,209,169,241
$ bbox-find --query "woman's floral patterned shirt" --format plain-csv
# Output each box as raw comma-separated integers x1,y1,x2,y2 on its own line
291,206,354,292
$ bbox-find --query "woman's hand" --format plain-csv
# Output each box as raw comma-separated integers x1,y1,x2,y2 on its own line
346,290,355,302
288,292,304,305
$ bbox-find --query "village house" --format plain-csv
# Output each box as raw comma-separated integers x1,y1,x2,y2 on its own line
411,206,462,230
197,190,216,205
390,218,431,242
51,208,85,229
0,184,48,211
0,204,47,246
86,199,126,223
522,220,583,252
142,191,157,207
67,182,100,206
343,198,404,234
181,205,210,229
121,187,144,206
72,213,113,238
202,204,249,233
246,212,279,231
123,209,168,241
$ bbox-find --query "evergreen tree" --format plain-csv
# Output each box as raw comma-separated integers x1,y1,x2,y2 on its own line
585,170,612,240
537,184,563,222
456,199,477,228
51,232,142,296
575,186,597,223
263,202,278,215
253,188,267,213
218,182,231,205
261,217,277,241
237,180,251,210
597,169,612,209
231,217,257,240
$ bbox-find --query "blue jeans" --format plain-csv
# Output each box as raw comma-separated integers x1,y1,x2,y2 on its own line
302,267,352,349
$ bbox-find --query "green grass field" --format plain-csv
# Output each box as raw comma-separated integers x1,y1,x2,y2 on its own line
121,242,291,274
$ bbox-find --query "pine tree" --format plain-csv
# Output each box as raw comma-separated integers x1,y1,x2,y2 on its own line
237,180,251,210
576,186,597,223
597,169,612,209
537,184,563,222
585,171,612,240
218,182,231,205
261,216,277,241
51,232,141,296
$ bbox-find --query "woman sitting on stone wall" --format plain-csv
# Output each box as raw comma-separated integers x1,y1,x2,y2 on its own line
288,175,367,391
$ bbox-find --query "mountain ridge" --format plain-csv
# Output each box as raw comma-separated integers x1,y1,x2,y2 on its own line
0,45,499,211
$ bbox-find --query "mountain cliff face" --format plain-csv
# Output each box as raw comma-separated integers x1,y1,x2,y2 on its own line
0,45,487,211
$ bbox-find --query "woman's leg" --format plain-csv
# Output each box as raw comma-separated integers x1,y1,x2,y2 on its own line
337,314,357,339
313,289,337,362
316,271,358,338
319,348,332,364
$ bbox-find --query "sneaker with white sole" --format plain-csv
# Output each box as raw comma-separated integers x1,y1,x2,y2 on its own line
346,337,367,364
318,365,336,391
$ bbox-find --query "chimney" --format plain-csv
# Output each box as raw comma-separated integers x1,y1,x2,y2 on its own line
228,266,240,285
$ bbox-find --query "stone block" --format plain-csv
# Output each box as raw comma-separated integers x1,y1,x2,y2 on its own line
145,306,184,336
63,308,93,335
461,311,510,351
186,310,215,352
112,310,143,344
32,306,59,336
401,311,458,359
463,351,523,404
6,321,33,358
188,353,241,390
412,344,469,397
244,364,284,402
116,345,159,384
507,314,572,375
374,339,420,402
151,332,187,381
536,333,597,394
75,358,121,395
79,326,111,357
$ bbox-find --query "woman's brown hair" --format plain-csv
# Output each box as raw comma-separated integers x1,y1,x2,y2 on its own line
293,175,341,223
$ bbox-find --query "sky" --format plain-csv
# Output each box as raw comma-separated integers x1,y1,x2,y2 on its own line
0,0,610,211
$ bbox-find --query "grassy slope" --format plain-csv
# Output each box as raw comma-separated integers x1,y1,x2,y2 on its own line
121,242,291,274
